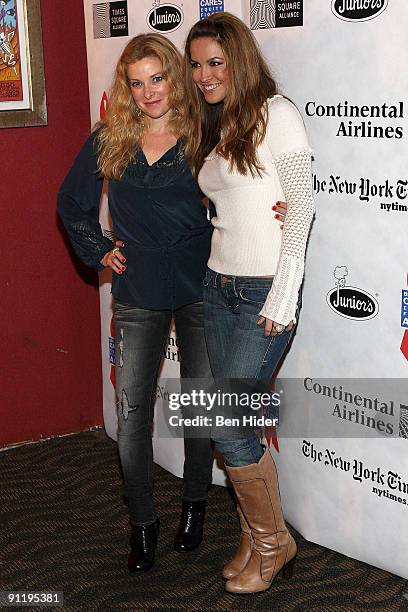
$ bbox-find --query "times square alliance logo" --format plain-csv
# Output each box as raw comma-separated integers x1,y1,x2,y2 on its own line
93,1,128,38
250,0,303,29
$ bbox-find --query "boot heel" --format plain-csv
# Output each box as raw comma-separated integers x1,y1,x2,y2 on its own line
281,555,296,579
174,500,206,553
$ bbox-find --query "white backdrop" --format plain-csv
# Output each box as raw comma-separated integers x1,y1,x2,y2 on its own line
83,0,408,577
243,0,408,579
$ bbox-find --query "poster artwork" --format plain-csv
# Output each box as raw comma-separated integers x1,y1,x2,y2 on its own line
0,0,22,102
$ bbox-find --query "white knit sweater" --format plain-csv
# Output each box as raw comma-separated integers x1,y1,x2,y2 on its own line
198,95,314,326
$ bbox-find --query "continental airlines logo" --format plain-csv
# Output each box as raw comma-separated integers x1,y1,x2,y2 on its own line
250,0,303,29
303,378,408,439
327,266,379,321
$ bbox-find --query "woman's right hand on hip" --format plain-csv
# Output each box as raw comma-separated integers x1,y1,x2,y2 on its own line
100,240,126,274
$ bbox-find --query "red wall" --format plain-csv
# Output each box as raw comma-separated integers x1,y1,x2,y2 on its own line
0,0,103,446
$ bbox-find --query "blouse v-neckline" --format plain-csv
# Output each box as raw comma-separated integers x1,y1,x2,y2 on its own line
140,140,179,167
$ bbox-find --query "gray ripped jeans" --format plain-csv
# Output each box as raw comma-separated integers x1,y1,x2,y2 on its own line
114,300,214,526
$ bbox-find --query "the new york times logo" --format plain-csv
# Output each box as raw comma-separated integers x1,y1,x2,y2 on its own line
250,0,303,30
303,440,408,502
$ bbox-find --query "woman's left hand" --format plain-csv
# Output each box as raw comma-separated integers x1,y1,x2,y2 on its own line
272,200,287,230
257,316,294,337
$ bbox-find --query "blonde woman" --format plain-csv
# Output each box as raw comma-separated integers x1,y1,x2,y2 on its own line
184,13,314,594
58,34,214,573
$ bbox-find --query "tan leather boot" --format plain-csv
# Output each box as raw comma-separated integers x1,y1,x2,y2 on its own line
222,504,252,579
224,449,297,594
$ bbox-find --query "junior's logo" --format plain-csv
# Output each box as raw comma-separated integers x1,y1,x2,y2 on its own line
147,2,183,33
327,266,379,320
331,0,388,22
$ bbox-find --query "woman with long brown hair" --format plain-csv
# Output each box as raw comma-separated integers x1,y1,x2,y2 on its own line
184,13,314,594
57,34,215,573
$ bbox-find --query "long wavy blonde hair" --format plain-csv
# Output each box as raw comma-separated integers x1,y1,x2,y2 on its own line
97,34,187,180
183,13,277,177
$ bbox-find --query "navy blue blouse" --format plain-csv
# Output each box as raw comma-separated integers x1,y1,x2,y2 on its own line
58,132,212,310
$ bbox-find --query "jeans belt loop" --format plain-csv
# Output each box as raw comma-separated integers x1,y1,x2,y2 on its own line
213,272,218,289
232,275,238,297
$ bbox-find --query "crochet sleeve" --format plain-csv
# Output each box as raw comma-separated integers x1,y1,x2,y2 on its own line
57,132,114,270
259,97,314,325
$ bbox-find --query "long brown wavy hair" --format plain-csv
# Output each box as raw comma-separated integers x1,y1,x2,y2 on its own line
183,12,277,177
97,34,187,180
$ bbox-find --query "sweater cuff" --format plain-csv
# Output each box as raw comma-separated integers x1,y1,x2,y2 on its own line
259,253,304,325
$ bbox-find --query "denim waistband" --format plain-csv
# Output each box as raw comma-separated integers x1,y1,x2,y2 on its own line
204,267,274,295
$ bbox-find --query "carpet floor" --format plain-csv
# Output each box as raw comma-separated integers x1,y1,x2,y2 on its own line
1,431,407,611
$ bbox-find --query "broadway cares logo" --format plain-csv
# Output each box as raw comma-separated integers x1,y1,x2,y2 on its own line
199,0,224,19
331,0,388,22
401,275,408,362
303,440,408,507
147,1,184,33
327,266,379,320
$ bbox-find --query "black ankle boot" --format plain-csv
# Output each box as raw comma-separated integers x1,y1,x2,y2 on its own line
128,518,160,573
174,500,206,553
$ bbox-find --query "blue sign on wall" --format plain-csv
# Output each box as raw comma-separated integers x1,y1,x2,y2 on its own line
401,289,408,328
200,0,224,19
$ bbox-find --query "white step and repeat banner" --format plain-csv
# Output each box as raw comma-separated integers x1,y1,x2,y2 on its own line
83,0,408,577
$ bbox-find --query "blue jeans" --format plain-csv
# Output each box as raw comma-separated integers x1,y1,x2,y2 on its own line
115,300,213,526
203,269,297,467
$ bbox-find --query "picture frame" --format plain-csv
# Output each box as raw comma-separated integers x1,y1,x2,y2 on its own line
0,0,47,128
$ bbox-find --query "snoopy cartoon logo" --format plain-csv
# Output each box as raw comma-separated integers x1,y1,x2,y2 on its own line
326,266,379,321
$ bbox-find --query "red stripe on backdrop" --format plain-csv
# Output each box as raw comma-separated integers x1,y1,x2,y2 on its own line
100,91,109,120
401,332,408,362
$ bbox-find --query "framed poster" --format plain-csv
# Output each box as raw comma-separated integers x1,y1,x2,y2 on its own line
0,0,47,128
